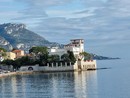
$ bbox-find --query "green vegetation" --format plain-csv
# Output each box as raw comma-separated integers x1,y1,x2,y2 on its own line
1,46,76,69
29,46,49,66
48,55,60,62
61,53,70,62
1,56,36,69
0,47,7,57
0,47,7,52
79,52,92,60
29,46,48,55
68,51,76,63
61,51,76,63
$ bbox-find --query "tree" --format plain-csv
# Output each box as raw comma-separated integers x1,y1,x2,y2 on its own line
61,51,76,63
79,52,92,60
0,52,6,57
29,46,50,66
13,59,21,69
1,56,37,69
67,51,76,63
61,54,70,62
48,55,60,62
51,55,60,62
29,46,48,55
0,47,7,57
1,59,15,70
1,59,14,65
38,54,48,66
17,56,35,65
0,47,7,52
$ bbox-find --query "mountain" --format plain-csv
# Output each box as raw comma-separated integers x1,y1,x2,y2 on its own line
91,54,120,60
0,23,60,52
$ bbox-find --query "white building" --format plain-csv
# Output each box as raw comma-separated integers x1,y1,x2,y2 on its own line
5,52,16,60
48,47,67,58
48,39,84,60
64,39,84,53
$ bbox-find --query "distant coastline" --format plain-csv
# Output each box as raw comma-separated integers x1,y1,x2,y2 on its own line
95,57,120,60
92,54,120,60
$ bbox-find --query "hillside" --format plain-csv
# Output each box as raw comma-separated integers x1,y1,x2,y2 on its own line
91,54,120,60
0,23,60,52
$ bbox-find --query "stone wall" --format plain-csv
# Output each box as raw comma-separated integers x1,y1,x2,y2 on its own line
19,60,96,72
78,60,96,70
19,62,78,72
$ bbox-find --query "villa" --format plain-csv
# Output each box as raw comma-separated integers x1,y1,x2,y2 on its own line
5,52,16,60
20,39,97,72
12,49,24,59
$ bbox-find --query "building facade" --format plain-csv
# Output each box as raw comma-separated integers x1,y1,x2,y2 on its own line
48,47,67,59
48,39,85,60
64,39,84,52
6,52,16,60
12,50,24,59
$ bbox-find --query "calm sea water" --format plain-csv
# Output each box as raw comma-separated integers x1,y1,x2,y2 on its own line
0,59,130,98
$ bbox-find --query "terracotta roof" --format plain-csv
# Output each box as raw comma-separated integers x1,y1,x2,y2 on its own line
12,50,22,53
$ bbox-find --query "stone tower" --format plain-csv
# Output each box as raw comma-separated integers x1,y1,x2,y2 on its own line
70,39,84,53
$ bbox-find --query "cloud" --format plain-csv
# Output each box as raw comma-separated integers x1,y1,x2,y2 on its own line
11,0,74,25
0,11,23,24
0,0,14,3
1,0,130,57
16,0,129,45
20,0,73,7
81,0,107,7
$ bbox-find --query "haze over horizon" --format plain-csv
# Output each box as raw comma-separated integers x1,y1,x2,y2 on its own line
0,0,130,59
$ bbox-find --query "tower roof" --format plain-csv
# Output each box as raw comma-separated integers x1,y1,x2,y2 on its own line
70,39,84,41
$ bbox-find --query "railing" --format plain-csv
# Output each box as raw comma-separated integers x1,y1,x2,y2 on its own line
47,62,74,68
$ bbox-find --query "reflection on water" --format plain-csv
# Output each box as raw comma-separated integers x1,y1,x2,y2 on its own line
1,60,130,98
74,71,98,98
0,71,97,98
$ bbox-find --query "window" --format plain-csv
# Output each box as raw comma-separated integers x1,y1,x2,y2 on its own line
58,62,61,67
53,63,56,67
67,63,70,66
49,63,52,67
62,62,65,66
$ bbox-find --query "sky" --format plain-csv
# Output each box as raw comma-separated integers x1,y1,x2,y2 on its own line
0,0,130,59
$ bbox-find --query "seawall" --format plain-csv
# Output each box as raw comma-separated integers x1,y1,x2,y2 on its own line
0,71,35,78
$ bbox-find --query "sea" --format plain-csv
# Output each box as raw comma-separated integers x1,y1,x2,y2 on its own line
0,59,130,98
